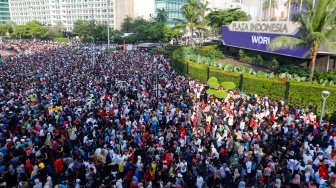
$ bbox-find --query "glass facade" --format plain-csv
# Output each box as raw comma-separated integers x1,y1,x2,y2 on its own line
0,0,10,24
155,0,188,27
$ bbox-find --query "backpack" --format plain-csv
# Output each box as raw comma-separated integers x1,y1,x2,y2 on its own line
251,161,257,171
219,148,225,157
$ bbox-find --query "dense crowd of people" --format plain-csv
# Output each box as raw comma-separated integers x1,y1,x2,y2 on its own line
0,40,335,188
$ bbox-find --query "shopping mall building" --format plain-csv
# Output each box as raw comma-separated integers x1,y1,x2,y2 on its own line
221,21,336,71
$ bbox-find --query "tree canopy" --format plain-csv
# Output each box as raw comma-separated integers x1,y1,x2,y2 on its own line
72,20,90,37
205,8,250,30
120,16,154,33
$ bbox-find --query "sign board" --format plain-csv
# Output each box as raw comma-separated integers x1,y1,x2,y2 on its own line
228,21,300,35
222,21,310,58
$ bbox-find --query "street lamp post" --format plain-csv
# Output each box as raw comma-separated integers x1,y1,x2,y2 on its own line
319,90,330,126
268,0,272,21
106,0,110,49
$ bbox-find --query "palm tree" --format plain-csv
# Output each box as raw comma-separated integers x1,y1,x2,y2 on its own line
176,0,199,46
197,1,210,47
267,0,336,83
263,0,279,20
156,8,169,23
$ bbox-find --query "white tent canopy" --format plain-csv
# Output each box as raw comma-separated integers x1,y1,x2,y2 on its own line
137,43,158,48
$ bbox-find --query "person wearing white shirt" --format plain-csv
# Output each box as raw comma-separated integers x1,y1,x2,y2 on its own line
195,138,201,148
179,159,188,176
115,176,123,188
196,175,204,188
246,160,252,174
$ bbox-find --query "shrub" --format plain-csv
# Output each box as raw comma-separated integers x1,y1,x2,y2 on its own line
171,47,336,121
107,48,116,52
53,37,68,42
221,82,236,90
80,38,93,43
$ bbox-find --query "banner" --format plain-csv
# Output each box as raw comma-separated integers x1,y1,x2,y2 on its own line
222,22,311,58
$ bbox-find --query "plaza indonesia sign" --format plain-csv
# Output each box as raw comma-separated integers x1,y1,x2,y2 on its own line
228,21,300,35
222,21,310,58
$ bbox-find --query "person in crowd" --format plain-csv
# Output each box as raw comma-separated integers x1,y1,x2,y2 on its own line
0,40,335,188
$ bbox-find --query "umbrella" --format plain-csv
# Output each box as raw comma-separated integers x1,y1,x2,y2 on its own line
221,82,236,90
214,90,228,99
209,82,220,89
207,77,218,84
206,89,215,95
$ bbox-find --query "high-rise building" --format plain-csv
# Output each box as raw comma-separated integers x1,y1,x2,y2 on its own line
8,0,114,31
0,0,11,24
155,0,188,27
114,0,155,31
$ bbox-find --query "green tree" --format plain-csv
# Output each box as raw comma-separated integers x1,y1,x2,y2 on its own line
263,0,279,20
164,26,181,41
0,24,12,36
133,17,154,29
205,8,249,33
121,16,134,33
178,0,199,46
267,0,336,83
149,22,167,42
72,20,90,37
25,20,47,38
12,25,27,38
134,25,151,41
156,8,169,23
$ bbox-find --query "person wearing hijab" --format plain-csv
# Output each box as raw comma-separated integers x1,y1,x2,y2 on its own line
44,176,53,188
275,179,281,188
33,179,43,188
291,174,301,188
31,165,39,180
238,181,246,188
130,176,138,188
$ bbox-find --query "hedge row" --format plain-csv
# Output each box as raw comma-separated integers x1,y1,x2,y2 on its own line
171,48,336,121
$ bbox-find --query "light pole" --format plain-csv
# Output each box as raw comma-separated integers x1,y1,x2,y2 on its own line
106,0,110,49
319,90,330,126
312,0,316,9
287,0,291,21
268,0,272,21
91,41,95,69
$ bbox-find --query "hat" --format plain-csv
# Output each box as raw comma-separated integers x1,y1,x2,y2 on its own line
260,177,265,182
177,173,183,178
38,163,45,169
110,158,116,165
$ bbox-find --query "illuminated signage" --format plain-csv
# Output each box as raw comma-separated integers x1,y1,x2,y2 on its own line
228,21,299,35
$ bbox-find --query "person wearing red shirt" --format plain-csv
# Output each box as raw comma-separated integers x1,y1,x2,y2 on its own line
319,164,328,180
54,157,64,174
165,151,173,166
